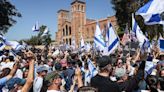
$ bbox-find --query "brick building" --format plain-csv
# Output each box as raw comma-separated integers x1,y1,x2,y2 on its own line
55,0,118,47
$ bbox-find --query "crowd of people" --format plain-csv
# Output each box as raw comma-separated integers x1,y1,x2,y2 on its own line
0,45,163,92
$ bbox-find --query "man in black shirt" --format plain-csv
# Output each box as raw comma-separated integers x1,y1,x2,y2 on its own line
91,56,145,92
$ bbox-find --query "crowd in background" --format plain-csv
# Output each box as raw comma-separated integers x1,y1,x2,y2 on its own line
0,44,163,92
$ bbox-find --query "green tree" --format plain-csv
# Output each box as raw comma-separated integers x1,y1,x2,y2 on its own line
38,25,51,45
111,0,163,40
0,0,21,33
26,25,51,45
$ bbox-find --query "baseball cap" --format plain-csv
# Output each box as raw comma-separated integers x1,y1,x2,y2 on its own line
45,71,62,82
37,65,48,73
97,56,112,68
114,67,126,78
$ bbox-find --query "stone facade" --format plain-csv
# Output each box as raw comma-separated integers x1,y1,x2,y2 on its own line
55,0,118,47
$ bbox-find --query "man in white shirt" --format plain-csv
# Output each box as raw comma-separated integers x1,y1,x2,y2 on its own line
33,65,48,92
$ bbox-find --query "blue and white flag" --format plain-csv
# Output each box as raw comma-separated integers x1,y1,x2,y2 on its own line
104,22,119,55
132,14,150,51
0,34,6,42
87,59,98,78
80,35,85,48
0,34,23,50
5,41,23,51
85,43,91,52
136,0,164,25
94,22,106,51
159,39,164,52
0,42,5,50
22,41,27,49
41,28,49,37
145,61,156,76
32,22,39,32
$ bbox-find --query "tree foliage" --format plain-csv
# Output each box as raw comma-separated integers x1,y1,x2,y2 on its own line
25,25,51,45
0,0,21,33
111,0,163,40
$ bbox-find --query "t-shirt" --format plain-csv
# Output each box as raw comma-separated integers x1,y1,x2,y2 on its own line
91,74,121,92
0,77,7,85
0,77,7,92
14,69,23,79
33,77,43,92
1,62,14,69
47,90,61,92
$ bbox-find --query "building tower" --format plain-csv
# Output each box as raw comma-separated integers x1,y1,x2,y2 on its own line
57,10,69,44
71,0,86,46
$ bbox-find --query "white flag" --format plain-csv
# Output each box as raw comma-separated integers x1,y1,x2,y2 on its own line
132,14,150,52
32,22,39,32
5,41,23,51
87,59,98,78
42,28,49,37
0,42,5,50
136,0,164,25
104,22,119,55
94,22,106,51
80,35,85,48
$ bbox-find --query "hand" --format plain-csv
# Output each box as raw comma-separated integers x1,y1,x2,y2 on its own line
75,67,82,76
26,51,35,61
15,56,20,63
64,51,69,57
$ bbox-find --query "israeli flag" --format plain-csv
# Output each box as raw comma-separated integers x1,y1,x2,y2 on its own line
80,35,85,48
94,22,106,51
0,34,6,42
132,14,150,50
145,61,156,76
22,41,27,49
41,28,49,37
85,43,91,52
136,0,164,25
87,59,98,78
0,42,5,50
104,22,119,55
5,41,23,51
159,38,164,52
32,22,39,32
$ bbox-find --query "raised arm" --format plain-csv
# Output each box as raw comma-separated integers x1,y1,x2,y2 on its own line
6,62,19,80
21,51,35,92
76,67,83,88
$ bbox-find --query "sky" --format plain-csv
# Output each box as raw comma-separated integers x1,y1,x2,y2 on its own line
6,0,115,41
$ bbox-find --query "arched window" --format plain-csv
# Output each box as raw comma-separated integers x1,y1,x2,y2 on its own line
104,24,106,29
63,39,65,43
66,25,68,36
63,29,65,36
78,5,80,11
87,28,89,38
81,5,84,11
92,27,94,32
69,27,71,35
69,38,71,45
66,39,68,44
92,27,94,37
